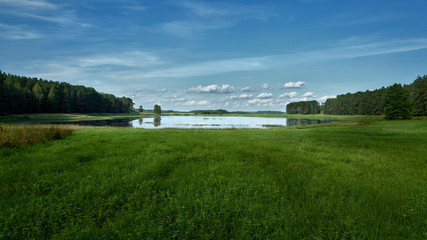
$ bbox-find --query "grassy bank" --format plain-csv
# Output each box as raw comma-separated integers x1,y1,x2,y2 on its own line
1,120,426,238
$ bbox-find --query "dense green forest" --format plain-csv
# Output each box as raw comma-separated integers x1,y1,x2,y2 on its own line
0,71,134,115
286,100,320,114
323,75,427,116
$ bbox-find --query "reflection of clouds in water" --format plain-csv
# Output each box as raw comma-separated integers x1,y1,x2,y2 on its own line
129,116,330,129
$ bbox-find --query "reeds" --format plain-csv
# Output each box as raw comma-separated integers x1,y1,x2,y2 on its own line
0,124,76,147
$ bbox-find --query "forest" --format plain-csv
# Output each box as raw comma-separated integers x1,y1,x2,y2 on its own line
323,75,427,116
0,71,134,115
286,100,321,114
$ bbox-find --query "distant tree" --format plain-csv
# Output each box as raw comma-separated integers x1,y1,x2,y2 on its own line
384,83,412,120
154,104,161,115
139,105,143,113
409,75,427,116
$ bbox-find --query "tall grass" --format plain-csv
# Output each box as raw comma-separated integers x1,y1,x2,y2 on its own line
0,120,426,238
0,124,75,147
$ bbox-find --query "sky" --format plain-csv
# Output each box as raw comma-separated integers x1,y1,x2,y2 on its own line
1,0,427,111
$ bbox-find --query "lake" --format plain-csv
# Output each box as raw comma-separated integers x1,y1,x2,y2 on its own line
57,116,331,129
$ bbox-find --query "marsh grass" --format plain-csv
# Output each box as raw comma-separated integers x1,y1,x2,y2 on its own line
0,120,426,239
0,124,76,147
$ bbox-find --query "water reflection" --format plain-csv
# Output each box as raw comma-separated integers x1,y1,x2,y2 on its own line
48,116,331,129
129,116,331,129
154,116,161,127
286,119,331,126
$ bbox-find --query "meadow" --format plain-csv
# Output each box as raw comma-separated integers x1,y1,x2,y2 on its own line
0,119,426,239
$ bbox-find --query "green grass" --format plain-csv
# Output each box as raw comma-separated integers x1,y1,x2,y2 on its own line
1,120,426,239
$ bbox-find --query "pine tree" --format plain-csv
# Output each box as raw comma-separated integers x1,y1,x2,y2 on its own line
384,83,412,120
410,75,427,116
47,87,59,112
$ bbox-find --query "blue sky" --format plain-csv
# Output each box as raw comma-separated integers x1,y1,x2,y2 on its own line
1,0,427,111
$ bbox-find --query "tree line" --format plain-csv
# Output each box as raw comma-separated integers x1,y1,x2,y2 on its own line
323,75,427,116
0,71,134,115
286,100,320,114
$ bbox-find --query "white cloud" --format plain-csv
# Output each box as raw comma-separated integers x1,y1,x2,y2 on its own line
0,23,41,39
238,94,253,99
0,0,58,9
182,100,210,106
248,98,274,104
227,94,253,100
257,92,273,98
319,95,336,102
240,86,252,92
136,88,168,94
0,1,92,28
290,97,308,102
302,92,314,97
283,81,306,88
261,83,269,89
186,84,235,94
280,92,297,98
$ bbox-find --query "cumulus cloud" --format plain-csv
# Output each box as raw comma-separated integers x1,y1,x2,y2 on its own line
302,92,314,97
186,84,235,94
280,92,297,98
319,95,336,101
257,92,273,98
283,81,306,88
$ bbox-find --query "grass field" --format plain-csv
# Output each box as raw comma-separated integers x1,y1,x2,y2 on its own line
1,119,426,239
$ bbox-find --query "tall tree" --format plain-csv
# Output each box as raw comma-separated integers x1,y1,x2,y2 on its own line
154,104,161,115
47,86,59,112
139,105,143,113
384,83,411,120
410,75,427,116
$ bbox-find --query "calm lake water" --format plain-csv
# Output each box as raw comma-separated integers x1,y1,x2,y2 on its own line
60,116,331,129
